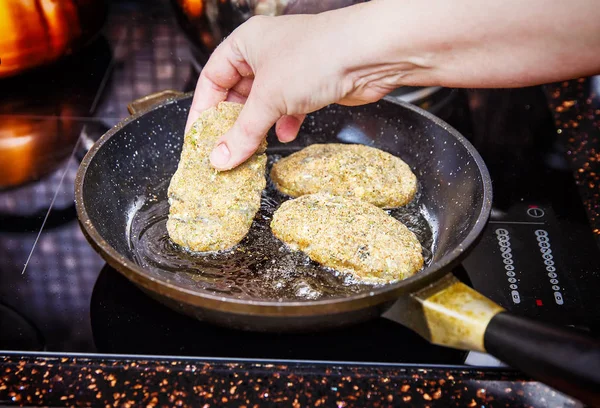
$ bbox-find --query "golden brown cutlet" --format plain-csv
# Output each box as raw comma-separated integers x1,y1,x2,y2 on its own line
271,193,424,284
167,102,267,252
270,143,417,208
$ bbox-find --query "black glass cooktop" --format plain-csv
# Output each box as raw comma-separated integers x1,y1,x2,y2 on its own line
1,1,599,366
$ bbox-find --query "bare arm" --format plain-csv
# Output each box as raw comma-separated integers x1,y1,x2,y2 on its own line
350,0,600,89
187,0,600,170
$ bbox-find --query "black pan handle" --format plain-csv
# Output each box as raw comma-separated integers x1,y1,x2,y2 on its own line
485,312,600,407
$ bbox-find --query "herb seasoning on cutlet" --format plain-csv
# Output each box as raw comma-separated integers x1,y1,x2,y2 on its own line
270,143,417,208
167,102,267,252
271,193,424,284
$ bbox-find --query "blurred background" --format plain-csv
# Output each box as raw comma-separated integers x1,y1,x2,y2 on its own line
0,0,226,352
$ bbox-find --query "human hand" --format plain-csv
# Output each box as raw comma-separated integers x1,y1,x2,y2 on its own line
186,0,600,172
185,4,398,170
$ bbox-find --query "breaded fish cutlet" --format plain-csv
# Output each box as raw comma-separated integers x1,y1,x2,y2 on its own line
270,193,424,284
167,102,267,252
270,143,417,208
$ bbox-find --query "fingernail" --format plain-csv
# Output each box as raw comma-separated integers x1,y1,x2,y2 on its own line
210,142,231,168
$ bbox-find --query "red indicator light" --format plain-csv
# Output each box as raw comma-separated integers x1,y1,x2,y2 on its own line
528,205,539,209
536,299,543,306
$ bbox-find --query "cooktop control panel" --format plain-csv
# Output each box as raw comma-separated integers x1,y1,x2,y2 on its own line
461,203,594,330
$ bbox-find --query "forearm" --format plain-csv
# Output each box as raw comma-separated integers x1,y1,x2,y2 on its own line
335,0,600,89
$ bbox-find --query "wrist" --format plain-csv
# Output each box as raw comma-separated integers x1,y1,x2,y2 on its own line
322,0,442,96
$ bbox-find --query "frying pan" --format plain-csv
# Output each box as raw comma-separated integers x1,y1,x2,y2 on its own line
75,90,600,405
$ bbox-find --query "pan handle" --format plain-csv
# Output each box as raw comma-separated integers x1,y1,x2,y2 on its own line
484,311,600,406
390,274,600,406
127,90,185,115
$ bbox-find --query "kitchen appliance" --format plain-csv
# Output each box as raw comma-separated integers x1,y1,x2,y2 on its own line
0,0,107,79
0,37,112,190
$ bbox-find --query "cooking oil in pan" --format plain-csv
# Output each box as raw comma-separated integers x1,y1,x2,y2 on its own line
128,154,434,301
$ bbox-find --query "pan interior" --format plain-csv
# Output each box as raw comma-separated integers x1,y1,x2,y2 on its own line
127,152,434,301
80,97,487,303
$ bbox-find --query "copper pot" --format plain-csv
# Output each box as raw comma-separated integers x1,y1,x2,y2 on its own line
0,36,112,190
0,114,77,189
0,0,107,79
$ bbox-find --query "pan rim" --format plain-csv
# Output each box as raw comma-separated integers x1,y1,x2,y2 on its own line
75,92,493,316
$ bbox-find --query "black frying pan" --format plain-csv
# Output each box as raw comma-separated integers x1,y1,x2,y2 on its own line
75,90,600,406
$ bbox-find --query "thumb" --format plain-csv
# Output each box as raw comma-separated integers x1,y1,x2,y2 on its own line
209,90,281,170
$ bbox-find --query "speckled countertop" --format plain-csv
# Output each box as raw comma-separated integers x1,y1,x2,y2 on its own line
546,77,600,242
1,78,599,407
0,355,584,407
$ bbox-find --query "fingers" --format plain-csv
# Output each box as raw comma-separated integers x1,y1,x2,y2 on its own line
232,76,254,97
209,88,282,170
225,76,254,103
275,114,305,143
185,39,253,133
225,90,248,104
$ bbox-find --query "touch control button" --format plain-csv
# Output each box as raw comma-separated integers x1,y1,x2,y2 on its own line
496,229,521,304
554,292,564,305
527,207,545,218
536,229,563,306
